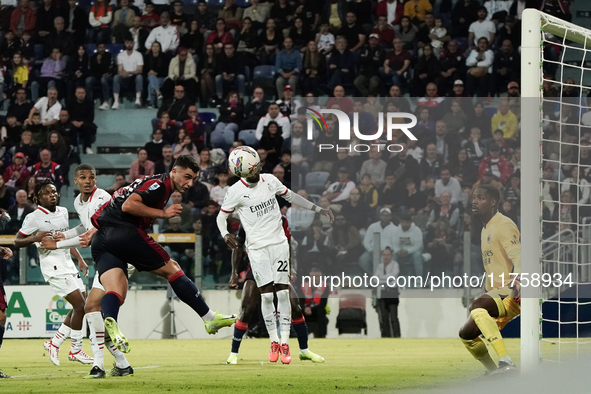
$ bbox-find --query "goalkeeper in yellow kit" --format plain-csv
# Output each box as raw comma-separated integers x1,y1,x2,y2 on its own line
459,184,521,374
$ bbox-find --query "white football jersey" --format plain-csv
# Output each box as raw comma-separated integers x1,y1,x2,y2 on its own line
74,187,111,230
221,174,288,250
19,206,78,279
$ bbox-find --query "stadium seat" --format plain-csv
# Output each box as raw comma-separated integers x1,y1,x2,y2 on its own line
484,106,498,118
198,112,217,125
106,43,124,55
252,66,277,99
305,172,330,195
238,129,257,146
336,294,367,335
34,44,44,64
235,0,250,8
206,0,224,5
84,43,97,55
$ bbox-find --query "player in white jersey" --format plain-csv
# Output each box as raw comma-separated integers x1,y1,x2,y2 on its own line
42,164,133,378
14,180,94,367
217,155,333,364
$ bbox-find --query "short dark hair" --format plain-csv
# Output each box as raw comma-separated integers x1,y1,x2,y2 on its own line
33,179,56,205
75,163,96,175
174,155,200,173
401,214,412,222
477,184,500,206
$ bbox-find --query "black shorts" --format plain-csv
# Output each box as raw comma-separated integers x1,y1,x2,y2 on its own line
0,276,6,312
92,226,170,277
245,265,255,282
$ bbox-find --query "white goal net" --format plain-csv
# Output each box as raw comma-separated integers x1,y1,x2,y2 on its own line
522,9,591,369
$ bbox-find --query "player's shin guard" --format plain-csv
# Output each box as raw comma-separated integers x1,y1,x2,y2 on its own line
101,292,123,320
52,323,71,347
106,339,130,369
276,289,291,345
261,292,279,343
292,317,308,352
461,337,497,372
168,271,210,317
231,319,248,354
86,312,105,369
470,308,509,359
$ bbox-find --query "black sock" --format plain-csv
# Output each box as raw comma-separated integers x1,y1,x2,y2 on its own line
101,292,122,320
0,325,4,348
292,318,308,350
231,320,248,353
169,272,210,317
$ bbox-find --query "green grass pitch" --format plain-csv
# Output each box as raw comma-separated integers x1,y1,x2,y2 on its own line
0,338,521,393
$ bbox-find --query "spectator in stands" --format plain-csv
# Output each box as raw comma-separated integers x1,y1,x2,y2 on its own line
211,92,244,150
425,216,457,273
255,103,291,140
143,41,168,108
374,247,400,337
466,37,494,97
6,189,33,234
7,87,31,126
66,45,89,103
466,102,492,139
386,139,421,184
491,40,520,97
64,0,87,46
441,100,467,137
31,149,64,190
87,43,114,109
111,38,144,110
180,20,203,66
107,173,128,194
37,47,67,100
354,34,383,97
340,188,373,233
400,178,427,215
315,20,335,55
478,143,512,184
3,152,28,188
173,133,198,161
215,43,245,99
451,0,479,38
35,0,58,42
371,16,394,50
416,12,438,50
194,0,215,34
379,38,411,89
311,120,337,172
288,16,312,51
210,170,230,205
327,36,355,92
337,12,365,53
258,121,284,166
25,87,61,129
67,87,96,154
47,16,74,59
276,85,301,121
300,267,329,337
145,12,180,58
392,16,417,51
88,0,113,44
435,166,462,204
289,121,313,176
360,146,386,186
234,17,258,73
392,214,424,277
561,166,590,207
449,148,478,188
377,172,402,211
218,0,242,32
327,148,356,184
376,0,404,27
258,17,284,66
360,208,396,273
10,0,34,38
198,43,216,106
207,18,233,54
257,148,275,174
129,148,155,182
323,167,355,204
358,173,378,208
413,44,440,97
301,41,325,96
47,132,68,172
489,128,512,158
404,0,432,24
349,100,377,136
491,98,518,139
2,115,21,148
144,129,166,162
154,144,174,174
468,6,495,50
364,94,383,124
161,48,198,102
183,177,210,217
53,110,76,147
419,143,443,181
170,0,189,34
427,190,460,229
182,105,205,149
438,41,466,97
243,0,269,31
157,84,191,123
275,37,302,97
326,85,353,114
329,212,363,266
165,190,193,231
286,190,315,233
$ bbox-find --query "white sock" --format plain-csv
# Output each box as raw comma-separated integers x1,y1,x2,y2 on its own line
230,352,238,356
70,329,83,353
86,312,105,369
301,348,308,353
203,310,216,322
52,323,71,347
106,339,130,369
276,289,291,345
135,92,141,100
260,292,279,343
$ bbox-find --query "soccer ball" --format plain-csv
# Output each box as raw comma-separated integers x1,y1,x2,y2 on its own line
228,146,261,178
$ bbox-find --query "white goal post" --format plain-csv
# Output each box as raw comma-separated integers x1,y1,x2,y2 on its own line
521,9,591,372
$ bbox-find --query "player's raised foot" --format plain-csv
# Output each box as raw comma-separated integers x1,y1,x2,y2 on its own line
299,350,325,363
280,343,291,364
46,340,60,366
0,370,12,378
108,364,134,377
490,360,518,375
204,312,237,335
84,366,106,379
104,317,130,353
268,341,280,363
226,354,238,365
68,350,94,364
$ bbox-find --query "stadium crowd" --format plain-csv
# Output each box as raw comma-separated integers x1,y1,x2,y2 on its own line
0,0,582,290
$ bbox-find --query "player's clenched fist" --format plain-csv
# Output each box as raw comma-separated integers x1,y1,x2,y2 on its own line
162,204,183,218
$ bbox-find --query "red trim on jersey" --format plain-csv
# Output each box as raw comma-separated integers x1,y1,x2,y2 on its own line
91,199,109,229
220,208,235,213
235,319,248,330
88,187,98,202
106,291,124,305
279,188,288,196
37,206,50,214
136,228,170,262
292,316,305,325
168,270,185,283
18,230,30,237
240,178,249,187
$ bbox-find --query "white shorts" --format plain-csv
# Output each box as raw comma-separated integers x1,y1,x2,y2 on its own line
91,264,136,291
47,273,85,298
247,240,290,287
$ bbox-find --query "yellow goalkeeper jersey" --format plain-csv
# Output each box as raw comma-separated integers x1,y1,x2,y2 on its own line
480,212,521,291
